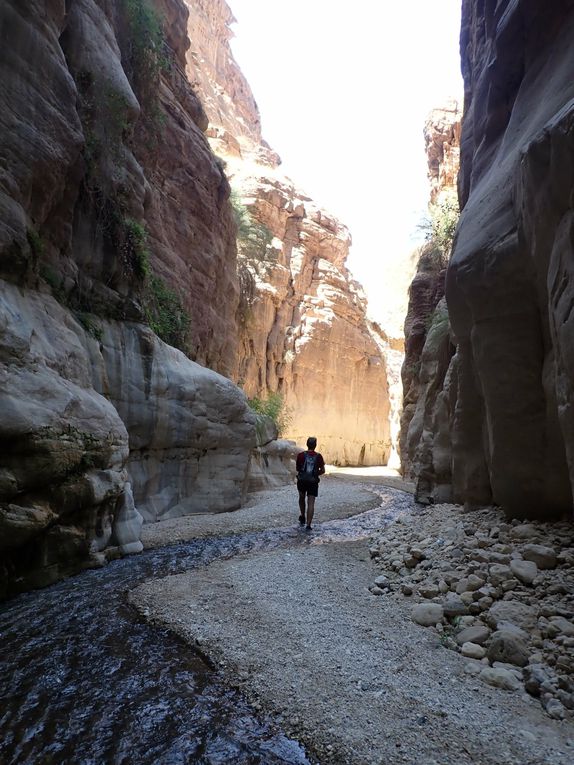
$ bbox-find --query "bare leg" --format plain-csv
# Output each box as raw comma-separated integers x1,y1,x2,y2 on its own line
306,495,316,527
298,491,306,521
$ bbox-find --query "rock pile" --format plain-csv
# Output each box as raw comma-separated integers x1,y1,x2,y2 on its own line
369,504,574,720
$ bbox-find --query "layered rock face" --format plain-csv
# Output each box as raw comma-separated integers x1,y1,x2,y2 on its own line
424,100,461,206
0,0,256,595
400,105,460,494
405,1,574,520
185,1,391,465
234,170,391,465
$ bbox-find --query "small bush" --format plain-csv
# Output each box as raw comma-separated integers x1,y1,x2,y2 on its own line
248,392,291,436
27,228,44,259
120,0,169,117
418,191,459,258
76,312,103,342
120,218,151,279
143,273,190,351
230,190,274,262
236,257,256,327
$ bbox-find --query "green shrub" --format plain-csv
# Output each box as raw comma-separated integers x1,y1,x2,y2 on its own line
120,218,151,279
143,273,190,351
27,228,44,259
120,0,169,116
248,392,291,436
418,191,459,258
75,312,103,342
230,190,274,262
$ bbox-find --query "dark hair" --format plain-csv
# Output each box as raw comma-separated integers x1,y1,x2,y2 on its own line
306,436,317,449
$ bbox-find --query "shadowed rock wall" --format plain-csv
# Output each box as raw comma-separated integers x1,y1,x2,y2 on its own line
0,0,256,596
400,104,460,496
448,0,574,518
404,0,574,520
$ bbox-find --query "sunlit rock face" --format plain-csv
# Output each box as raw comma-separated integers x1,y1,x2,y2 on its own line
424,101,462,206
184,0,391,465
0,0,255,595
446,0,574,518
235,172,391,466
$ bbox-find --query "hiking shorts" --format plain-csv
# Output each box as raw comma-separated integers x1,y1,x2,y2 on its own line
297,479,319,497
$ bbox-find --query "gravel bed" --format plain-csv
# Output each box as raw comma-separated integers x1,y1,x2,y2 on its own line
131,484,574,765
140,475,382,549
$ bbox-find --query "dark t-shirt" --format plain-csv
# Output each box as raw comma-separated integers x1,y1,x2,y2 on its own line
296,450,325,476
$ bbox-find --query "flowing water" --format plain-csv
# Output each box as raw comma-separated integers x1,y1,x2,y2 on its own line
0,486,414,765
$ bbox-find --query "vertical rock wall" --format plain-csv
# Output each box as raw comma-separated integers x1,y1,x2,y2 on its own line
0,0,256,596
400,105,460,494
183,0,391,465
404,1,574,520
447,0,574,518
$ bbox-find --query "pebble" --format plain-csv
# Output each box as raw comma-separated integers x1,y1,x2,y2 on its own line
371,497,574,722
487,630,530,667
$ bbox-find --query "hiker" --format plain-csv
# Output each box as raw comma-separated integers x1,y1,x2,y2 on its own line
296,436,325,530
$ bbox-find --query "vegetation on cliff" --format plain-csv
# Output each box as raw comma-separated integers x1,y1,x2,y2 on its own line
418,190,459,265
248,392,291,436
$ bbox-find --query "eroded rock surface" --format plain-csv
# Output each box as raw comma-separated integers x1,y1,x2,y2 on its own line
184,1,391,466
406,2,574,519
247,415,298,493
400,101,459,499
0,0,255,594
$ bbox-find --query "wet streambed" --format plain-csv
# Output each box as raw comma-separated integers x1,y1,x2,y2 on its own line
0,487,413,765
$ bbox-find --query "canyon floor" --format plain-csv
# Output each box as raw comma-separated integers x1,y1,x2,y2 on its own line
131,472,574,765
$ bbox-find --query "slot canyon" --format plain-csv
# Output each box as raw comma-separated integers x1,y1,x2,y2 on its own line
1,2,573,764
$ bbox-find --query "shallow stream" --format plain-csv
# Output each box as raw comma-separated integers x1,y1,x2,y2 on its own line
0,486,413,765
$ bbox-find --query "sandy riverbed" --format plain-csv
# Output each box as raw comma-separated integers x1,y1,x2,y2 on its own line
130,475,574,765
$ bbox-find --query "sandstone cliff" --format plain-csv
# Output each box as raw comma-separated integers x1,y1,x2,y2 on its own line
400,104,460,493
0,0,256,596
184,0,391,465
404,1,574,520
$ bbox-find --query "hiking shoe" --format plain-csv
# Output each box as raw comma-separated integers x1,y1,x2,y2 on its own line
298,515,305,525
305,525,313,531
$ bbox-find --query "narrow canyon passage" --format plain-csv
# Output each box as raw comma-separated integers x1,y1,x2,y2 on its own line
0,481,410,765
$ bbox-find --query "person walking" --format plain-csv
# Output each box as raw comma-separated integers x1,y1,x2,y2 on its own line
296,436,325,530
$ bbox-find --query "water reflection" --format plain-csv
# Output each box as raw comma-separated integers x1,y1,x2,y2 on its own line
0,487,413,764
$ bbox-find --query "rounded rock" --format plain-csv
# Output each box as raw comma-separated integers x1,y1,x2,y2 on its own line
412,603,444,627
461,642,486,659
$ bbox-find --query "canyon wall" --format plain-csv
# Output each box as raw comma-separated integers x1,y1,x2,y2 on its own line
404,1,574,520
0,0,256,596
400,105,459,492
184,0,391,465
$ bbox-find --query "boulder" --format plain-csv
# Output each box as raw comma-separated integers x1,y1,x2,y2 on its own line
479,667,521,692
455,624,491,646
486,601,538,632
412,603,444,627
521,545,557,570
548,616,574,637
443,595,468,618
510,559,538,585
486,631,530,667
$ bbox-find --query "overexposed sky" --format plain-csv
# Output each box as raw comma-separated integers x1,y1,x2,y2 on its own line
227,1,463,330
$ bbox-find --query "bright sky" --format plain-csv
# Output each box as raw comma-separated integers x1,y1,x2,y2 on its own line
227,1,463,332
